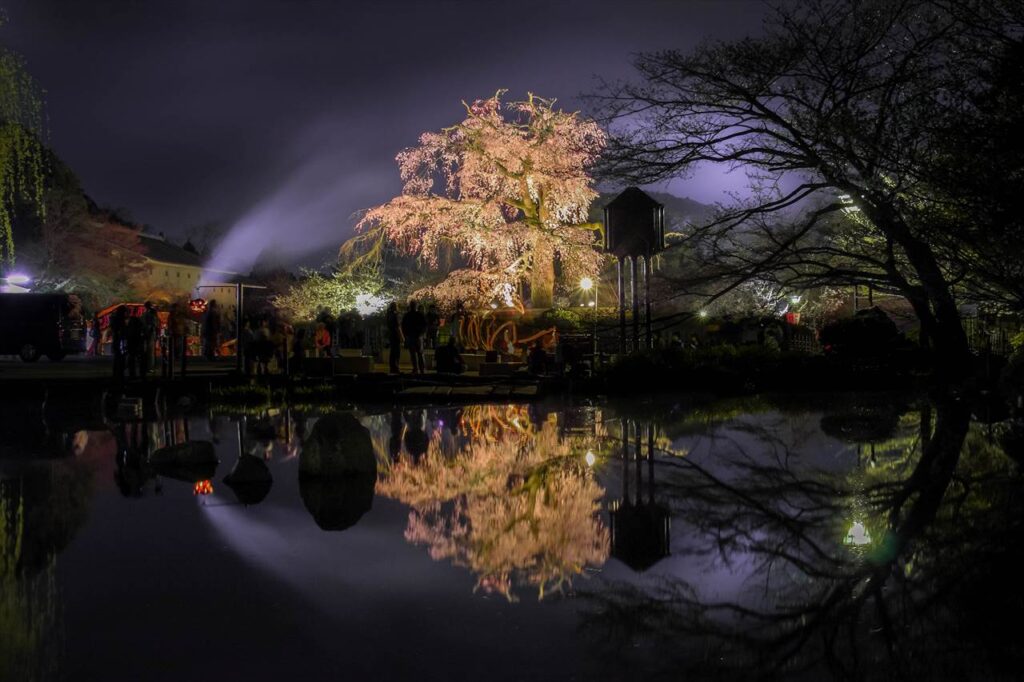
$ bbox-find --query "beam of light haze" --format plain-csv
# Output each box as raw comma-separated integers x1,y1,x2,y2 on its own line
202,136,388,278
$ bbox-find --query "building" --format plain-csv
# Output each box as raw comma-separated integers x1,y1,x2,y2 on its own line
132,231,253,327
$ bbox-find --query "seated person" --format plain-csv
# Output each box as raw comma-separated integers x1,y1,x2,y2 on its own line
528,340,547,375
435,337,465,374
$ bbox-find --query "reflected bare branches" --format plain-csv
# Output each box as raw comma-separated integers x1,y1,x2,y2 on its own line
583,398,1022,680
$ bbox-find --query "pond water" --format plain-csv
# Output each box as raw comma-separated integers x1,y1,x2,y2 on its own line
2,393,1022,681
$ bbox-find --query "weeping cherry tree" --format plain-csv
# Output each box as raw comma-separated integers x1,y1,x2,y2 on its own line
347,91,606,309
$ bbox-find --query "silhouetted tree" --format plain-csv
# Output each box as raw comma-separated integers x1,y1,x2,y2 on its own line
597,0,1024,372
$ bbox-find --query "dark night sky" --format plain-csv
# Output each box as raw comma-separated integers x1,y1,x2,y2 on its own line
3,0,765,270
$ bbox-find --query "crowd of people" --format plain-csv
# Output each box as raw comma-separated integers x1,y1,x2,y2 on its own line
101,296,578,380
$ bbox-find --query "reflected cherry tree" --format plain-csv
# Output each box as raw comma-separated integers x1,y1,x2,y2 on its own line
377,415,609,601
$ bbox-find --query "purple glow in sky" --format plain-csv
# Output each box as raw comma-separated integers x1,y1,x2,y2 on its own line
3,0,767,270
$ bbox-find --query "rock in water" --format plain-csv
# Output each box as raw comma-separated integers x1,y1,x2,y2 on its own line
223,454,273,506
299,413,375,478
150,441,218,482
299,472,375,531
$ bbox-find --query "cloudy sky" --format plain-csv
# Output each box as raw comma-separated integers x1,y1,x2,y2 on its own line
3,0,766,270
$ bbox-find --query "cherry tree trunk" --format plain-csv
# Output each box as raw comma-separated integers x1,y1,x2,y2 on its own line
530,239,555,309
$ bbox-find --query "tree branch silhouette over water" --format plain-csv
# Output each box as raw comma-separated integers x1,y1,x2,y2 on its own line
581,399,1023,681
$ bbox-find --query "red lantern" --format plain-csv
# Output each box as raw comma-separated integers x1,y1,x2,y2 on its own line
193,480,214,495
189,298,208,314
785,311,801,325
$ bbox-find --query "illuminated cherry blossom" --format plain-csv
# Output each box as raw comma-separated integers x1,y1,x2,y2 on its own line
352,92,606,308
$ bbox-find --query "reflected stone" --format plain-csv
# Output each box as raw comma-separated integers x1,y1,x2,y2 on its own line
299,472,375,531
223,454,273,506
299,413,375,477
150,440,218,482
610,502,671,572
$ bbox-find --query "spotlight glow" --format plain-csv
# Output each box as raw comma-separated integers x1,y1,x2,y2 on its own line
5,273,30,285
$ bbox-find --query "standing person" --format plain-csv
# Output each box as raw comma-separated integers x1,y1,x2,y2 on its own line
401,300,427,375
450,300,465,346
280,323,294,375
271,321,287,372
203,300,221,360
168,299,189,378
314,321,331,358
528,339,547,375
317,309,336,355
110,306,128,381
240,320,256,375
501,329,516,359
125,312,144,379
291,325,305,375
386,302,403,374
84,319,96,356
141,301,158,376
425,304,440,349
256,319,273,375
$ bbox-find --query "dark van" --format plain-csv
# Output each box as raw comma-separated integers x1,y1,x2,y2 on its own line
0,293,87,362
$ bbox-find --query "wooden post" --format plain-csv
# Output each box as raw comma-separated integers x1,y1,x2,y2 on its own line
647,422,655,505
621,419,630,505
617,257,626,354
644,255,652,349
631,256,640,352
235,284,243,373
634,419,642,504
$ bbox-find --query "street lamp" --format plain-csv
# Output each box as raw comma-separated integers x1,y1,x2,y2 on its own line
580,276,598,359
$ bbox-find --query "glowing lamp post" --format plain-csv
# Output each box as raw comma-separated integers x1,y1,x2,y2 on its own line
580,276,598,357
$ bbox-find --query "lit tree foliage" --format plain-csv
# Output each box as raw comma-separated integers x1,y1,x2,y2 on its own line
0,22,46,265
350,91,606,308
272,268,385,322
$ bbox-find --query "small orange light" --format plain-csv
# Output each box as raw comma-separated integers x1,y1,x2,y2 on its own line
193,480,213,495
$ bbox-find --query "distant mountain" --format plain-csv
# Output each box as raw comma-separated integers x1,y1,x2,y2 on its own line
589,189,716,233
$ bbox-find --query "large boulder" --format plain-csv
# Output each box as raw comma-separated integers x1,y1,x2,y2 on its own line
299,413,375,478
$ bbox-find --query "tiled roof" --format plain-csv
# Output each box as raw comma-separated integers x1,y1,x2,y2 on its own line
138,233,203,267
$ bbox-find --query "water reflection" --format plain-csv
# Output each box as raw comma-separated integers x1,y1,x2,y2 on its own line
582,397,1024,681
1,454,93,682
3,392,1022,680
609,420,670,572
374,405,610,601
